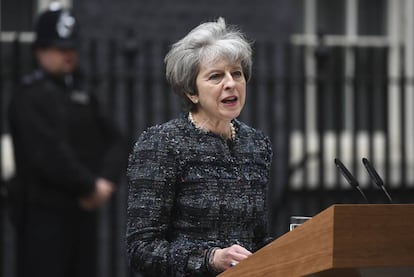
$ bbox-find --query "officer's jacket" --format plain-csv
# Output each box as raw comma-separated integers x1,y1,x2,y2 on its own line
8,69,127,208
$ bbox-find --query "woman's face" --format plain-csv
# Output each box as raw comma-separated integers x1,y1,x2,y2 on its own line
193,59,246,123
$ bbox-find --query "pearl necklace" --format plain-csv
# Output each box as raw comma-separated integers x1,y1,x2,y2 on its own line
188,112,236,140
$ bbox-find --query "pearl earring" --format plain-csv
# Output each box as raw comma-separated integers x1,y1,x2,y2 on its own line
194,99,199,104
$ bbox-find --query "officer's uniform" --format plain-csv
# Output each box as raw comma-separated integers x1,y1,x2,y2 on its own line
8,6,127,277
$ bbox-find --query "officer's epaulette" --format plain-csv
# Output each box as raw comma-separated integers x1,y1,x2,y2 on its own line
21,69,45,86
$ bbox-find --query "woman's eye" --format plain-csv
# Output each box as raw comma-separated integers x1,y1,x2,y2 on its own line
208,73,223,82
232,71,243,79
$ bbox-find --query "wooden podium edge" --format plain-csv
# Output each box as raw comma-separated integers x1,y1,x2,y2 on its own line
220,204,414,277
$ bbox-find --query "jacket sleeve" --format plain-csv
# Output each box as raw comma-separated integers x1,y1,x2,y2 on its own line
126,129,211,276
253,134,274,251
9,85,96,196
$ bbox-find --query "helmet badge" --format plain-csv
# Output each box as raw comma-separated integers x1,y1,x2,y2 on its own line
56,11,76,38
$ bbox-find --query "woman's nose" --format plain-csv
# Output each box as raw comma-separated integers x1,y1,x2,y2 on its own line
223,72,236,88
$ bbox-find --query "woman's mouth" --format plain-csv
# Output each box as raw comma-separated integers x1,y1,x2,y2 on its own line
222,96,238,104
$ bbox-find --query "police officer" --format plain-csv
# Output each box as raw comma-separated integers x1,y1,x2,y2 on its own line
8,4,127,277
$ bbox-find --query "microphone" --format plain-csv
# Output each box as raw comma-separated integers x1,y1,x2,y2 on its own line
334,158,369,203
362,157,393,203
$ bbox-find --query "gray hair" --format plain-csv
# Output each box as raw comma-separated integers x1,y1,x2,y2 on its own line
164,17,253,111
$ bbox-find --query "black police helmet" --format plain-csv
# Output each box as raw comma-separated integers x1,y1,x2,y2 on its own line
33,6,79,49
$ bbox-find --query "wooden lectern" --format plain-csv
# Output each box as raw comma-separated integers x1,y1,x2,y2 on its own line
219,204,414,277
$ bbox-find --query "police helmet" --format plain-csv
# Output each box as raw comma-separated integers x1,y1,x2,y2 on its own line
33,4,79,49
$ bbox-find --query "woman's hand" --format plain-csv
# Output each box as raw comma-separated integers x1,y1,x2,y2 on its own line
212,244,252,272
